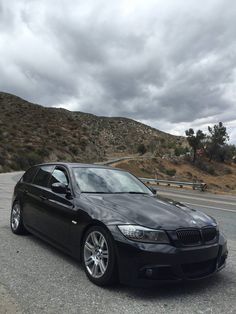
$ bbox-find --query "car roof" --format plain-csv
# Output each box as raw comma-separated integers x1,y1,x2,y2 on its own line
33,162,123,171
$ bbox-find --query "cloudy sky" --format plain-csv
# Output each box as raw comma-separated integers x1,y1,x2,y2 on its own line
1,0,236,142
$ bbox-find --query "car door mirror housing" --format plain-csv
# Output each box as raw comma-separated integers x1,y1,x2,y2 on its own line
51,182,68,194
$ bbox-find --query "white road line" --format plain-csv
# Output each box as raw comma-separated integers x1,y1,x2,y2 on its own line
159,191,236,207
184,202,236,213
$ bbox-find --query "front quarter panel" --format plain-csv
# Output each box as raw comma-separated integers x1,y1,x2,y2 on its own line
69,194,135,259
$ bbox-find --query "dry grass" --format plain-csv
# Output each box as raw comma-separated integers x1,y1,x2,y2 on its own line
113,157,236,194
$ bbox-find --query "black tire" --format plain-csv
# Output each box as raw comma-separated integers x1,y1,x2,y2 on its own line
10,202,28,235
82,225,118,286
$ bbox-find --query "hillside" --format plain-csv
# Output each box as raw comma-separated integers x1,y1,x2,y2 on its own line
0,92,186,172
112,157,236,194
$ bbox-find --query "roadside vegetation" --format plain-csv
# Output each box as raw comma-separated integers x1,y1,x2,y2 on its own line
114,122,236,194
185,122,235,164
113,157,236,194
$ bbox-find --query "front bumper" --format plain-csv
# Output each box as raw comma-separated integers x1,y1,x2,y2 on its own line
109,226,228,287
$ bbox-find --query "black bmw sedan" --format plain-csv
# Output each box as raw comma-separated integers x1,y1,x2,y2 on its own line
11,163,228,286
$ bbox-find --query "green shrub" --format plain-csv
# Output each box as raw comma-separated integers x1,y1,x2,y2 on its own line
168,142,176,149
0,129,3,141
37,148,50,158
137,143,147,155
186,171,193,178
195,160,208,172
165,168,176,176
207,166,215,175
159,165,176,177
196,160,216,175
224,168,233,175
117,145,126,151
80,137,88,149
69,146,79,155
174,146,189,156
0,155,5,166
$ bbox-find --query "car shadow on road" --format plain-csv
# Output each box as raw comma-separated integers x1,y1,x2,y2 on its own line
20,232,84,270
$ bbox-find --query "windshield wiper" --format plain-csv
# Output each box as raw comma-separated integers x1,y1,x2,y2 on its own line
81,191,149,194
81,191,112,194
112,192,149,194
127,192,149,194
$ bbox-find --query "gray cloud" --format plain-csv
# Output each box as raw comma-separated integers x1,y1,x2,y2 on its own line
0,0,236,141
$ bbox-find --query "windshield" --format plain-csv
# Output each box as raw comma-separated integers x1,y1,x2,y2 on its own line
73,167,152,194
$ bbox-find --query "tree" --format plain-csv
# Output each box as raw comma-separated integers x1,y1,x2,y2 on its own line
214,144,236,163
185,129,205,163
207,122,229,162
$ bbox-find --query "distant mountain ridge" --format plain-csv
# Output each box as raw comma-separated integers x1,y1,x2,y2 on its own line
0,92,186,172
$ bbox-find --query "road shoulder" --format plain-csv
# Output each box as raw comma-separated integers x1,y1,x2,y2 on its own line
0,283,22,314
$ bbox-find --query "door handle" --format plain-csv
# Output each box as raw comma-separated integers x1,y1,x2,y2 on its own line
24,189,29,195
39,195,47,201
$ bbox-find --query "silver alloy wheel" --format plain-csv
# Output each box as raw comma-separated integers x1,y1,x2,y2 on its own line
11,204,21,231
84,231,109,278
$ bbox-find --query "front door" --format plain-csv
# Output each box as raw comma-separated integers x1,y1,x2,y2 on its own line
42,167,77,251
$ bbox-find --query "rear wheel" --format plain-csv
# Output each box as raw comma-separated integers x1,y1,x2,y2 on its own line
82,226,117,286
10,202,28,235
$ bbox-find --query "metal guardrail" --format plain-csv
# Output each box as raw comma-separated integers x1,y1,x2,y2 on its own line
139,177,207,191
95,156,149,166
101,157,133,165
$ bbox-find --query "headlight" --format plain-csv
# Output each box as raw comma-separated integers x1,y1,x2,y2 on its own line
117,225,170,244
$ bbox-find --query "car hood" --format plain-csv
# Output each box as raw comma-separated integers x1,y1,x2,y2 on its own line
84,193,216,230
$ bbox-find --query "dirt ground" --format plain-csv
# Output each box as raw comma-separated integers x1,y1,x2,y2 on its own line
112,157,236,194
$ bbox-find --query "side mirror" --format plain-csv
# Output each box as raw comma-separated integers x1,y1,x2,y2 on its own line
51,182,68,194
149,187,157,195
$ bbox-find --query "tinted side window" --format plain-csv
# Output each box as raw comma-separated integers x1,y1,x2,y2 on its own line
50,168,69,186
33,166,54,187
22,167,38,183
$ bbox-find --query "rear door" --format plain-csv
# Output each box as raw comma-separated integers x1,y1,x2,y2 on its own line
19,166,38,227
23,165,54,233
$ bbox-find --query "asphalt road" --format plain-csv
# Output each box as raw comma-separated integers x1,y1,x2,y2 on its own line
0,172,236,314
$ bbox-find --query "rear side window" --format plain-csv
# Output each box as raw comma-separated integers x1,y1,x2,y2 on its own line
33,166,54,187
22,167,38,183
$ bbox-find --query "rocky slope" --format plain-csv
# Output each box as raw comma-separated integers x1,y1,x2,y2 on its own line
0,92,186,172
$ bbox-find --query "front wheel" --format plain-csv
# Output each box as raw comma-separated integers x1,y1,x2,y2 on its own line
10,202,28,235
82,226,117,286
